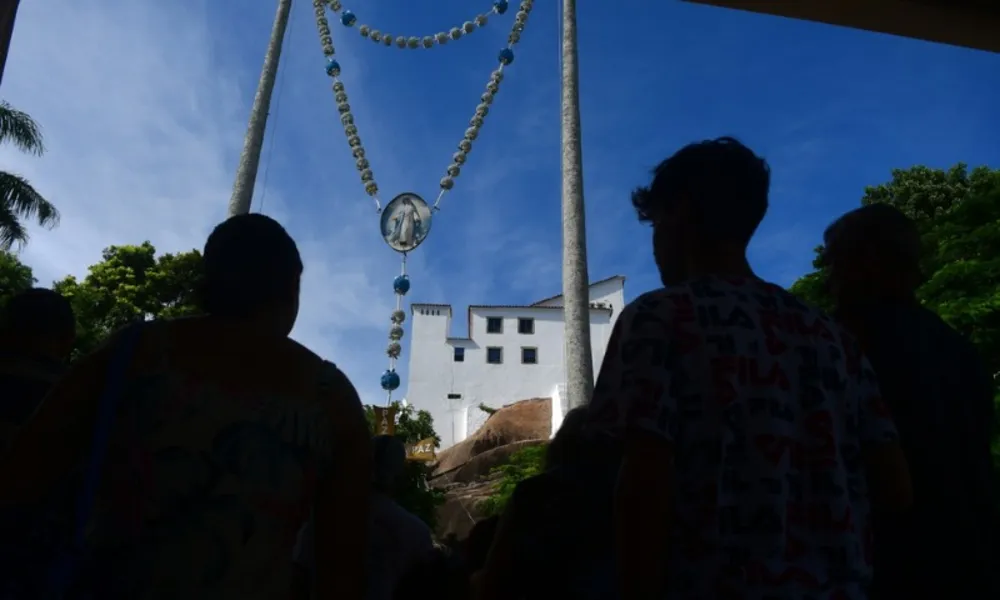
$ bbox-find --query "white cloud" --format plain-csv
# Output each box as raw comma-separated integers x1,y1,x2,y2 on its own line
0,0,400,402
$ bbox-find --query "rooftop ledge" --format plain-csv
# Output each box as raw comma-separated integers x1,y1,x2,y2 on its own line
684,0,1000,54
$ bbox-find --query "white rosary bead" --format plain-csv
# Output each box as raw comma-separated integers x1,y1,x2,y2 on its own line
332,4,502,50
314,0,532,207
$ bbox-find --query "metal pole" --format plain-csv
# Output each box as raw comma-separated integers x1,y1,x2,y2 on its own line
228,0,292,217
560,0,594,410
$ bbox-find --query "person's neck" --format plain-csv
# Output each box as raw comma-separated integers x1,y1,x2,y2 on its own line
208,314,288,339
836,293,918,342
841,292,918,318
0,336,66,363
689,252,758,281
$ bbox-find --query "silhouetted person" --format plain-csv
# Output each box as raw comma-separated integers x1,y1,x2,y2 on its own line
395,544,467,600
823,203,997,599
0,214,372,599
294,435,434,600
591,137,912,600
0,287,75,447
464,515,500,575
478,407,621,600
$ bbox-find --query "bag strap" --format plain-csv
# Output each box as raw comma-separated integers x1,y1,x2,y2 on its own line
71,321,145,548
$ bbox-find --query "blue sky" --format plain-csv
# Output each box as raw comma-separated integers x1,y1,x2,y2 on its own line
3,0,999,406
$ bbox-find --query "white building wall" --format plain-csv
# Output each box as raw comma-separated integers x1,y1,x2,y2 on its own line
406,277,626,449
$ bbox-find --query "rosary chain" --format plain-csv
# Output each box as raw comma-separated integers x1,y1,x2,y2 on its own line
312,0,533,212
329,0,507,50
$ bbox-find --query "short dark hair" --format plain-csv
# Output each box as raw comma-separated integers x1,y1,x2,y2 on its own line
2,288,76,339
631,136,770,246
200,214,303,317
822,203,922,274
824,203,920,260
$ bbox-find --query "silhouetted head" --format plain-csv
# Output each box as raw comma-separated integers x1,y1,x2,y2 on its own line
631,137,770,286
201,214,302,336
822,203,922,313
372,434,408,494
464,515,501,572
1,288,76,361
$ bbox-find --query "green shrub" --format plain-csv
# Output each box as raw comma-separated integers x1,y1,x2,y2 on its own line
479,444,546,516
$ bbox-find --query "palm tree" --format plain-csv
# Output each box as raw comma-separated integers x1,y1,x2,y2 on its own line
0,100,58,250
229,0,292,217
560,0,594,409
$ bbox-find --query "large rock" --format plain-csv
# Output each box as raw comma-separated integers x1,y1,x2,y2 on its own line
430,398,553,540
433,397,551,476
434,474,501,540
434,439,548,487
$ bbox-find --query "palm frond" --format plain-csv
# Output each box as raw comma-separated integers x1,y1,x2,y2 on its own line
0,170,59,229
0,202,28,251
0,101,44,156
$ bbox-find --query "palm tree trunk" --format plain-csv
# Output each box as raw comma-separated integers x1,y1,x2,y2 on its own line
560,0,594,410
228,0,292,217
0,0,21,90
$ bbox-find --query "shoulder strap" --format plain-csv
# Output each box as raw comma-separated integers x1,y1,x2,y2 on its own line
71,321,145,548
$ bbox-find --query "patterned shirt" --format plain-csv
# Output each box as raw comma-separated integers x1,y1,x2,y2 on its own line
590,277,899,600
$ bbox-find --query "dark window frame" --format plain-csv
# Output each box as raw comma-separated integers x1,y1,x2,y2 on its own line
486,346,503,364
521,346,538,365
453,347,465,362
486,317,504,334
517,317,535,335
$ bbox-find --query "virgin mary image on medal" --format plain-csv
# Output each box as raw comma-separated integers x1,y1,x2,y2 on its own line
381,192,433,252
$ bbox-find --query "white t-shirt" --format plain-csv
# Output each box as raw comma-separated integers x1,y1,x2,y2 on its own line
589,277,899,600
293,492,434,600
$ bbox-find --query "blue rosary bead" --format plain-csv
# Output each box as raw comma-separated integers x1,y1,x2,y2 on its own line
380,369,401,391
341,10,357,26
498,48,514,65
393,274,411,295
325,58,341,76
493,0,509,15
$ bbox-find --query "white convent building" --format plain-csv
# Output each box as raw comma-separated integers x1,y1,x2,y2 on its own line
405,275,626,449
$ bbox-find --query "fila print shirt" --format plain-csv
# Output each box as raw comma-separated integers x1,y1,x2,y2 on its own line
589,276,898,600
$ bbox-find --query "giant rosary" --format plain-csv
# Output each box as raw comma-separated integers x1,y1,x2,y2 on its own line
311,0,534,426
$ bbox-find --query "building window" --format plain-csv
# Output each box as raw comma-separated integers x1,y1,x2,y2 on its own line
486,347,503,364
453,347,465,362
447,393,462,400
486,317,503,334
517,317,534,334
521,347,538,364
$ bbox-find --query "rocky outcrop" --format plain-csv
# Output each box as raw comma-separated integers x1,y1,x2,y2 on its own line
433,397,551,476
430,398,553,540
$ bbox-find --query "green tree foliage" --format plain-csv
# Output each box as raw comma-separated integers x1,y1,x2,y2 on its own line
0,250,36,309
789,164,1000,460
479,444,546,517
365,401,446,529
0,101,59,250
53,242,203,357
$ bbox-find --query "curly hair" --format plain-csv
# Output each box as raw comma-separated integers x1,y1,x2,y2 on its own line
631,136,770,246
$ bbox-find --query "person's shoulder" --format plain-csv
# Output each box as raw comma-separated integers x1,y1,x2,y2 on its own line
919,307,990,374
512,471,562,503
619,288,680,322
384,496,433,537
